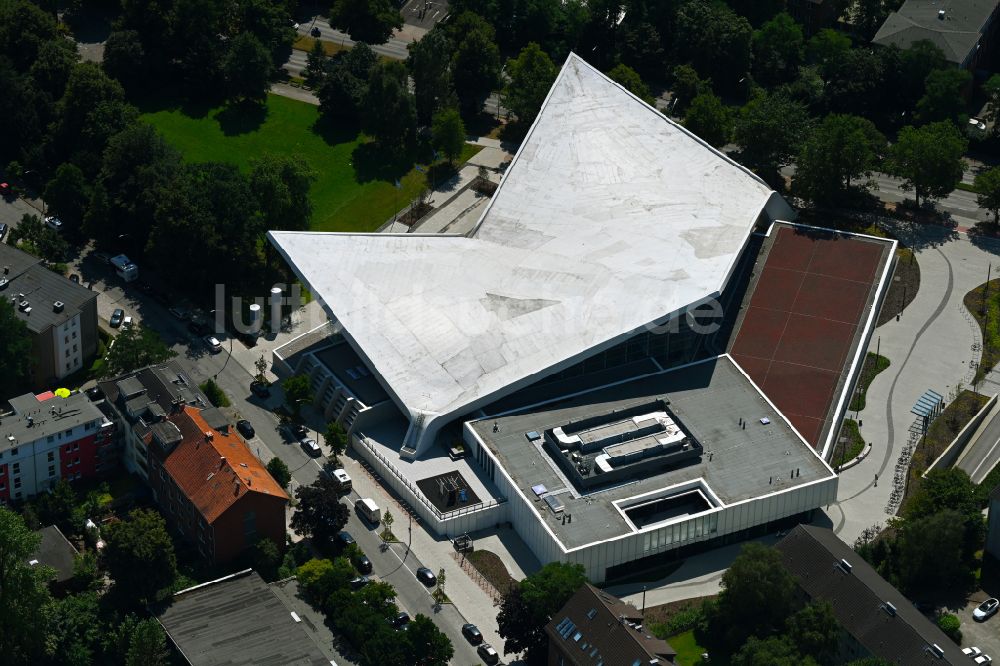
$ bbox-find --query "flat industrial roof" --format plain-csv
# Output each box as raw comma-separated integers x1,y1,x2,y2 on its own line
270,53,792,451
4,391,107,451
471,355,834,550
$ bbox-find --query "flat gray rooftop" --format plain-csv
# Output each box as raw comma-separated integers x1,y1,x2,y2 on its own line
472,356,833,549
0,242,97,333
5,391,107,451
154,570,329,666
314,340,389,407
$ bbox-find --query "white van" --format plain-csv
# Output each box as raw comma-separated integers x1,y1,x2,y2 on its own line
332,468,352,492
355,498,380,525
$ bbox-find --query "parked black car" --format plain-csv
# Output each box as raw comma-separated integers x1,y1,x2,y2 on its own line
462,623,483,645
109,309,124,328
415,567,437,587
391,611,410,629
354,553,372,574
236,420,255,439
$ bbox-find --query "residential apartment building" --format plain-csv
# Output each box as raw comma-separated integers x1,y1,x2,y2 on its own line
545,583,676,666
0,390,114,503
145,406,288,562
776,525,967,665
0,243,98,386
97,361,214,480
873,0,1000,70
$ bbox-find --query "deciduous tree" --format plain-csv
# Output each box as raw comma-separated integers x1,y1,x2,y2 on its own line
885,121,967,207
671,64,711,115
103,324,176,376
751,12,803,87
606,63,653,104
266,457,292,489
404,614,454,665
684,92,731,148
330,0,402,44
916,68,971,125
250,153,316,232
0,507,54,662
450,12,501,115
102,508,178,604
497,562,587,663
291,475,350,545
698,542,797,657
794,114,885,205
0,297,33,396
733,91,811,177
674,0,752,94
786,601,840,663
431,108,466,165
363,60,416,151
125,618,169,666
223,31,273,103
504,42,557,125
44,162,90,232
407,27,454,125
284,374,314,417
806,28,851,75
975,167,1000,222
103,29,147,90
303,39,328,89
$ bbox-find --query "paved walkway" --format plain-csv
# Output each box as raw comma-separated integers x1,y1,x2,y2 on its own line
609,223,1000,607
829,221,998,544
338,446,518,658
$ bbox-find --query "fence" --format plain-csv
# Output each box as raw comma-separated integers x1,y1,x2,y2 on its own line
924,394,998,476
451,551,508,605
354,434,508,535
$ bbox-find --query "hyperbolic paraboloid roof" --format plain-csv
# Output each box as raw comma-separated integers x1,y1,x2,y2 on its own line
270,53,792,452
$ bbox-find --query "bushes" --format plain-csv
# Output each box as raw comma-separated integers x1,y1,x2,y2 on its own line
936,612,961,644
650,602,705,638
199,379,230,407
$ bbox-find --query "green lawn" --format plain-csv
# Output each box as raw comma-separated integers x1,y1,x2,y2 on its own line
141,93,480,232
668,631,709,666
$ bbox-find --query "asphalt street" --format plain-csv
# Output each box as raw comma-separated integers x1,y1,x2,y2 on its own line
336,487,486,665
62,247,488,663
295,18,411,60
958,408,1000,483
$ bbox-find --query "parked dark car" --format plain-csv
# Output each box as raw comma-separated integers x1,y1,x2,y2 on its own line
336,531,355,547
236,420,255,439
462,623,483,645
415,567,436,587
310,26,321,37
349,575,370,590
354,553,372,574
0,222,7,240
391,611,410,629
109,308,124,328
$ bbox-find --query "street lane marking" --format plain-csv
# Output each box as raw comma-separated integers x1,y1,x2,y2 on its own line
970,434,1000,482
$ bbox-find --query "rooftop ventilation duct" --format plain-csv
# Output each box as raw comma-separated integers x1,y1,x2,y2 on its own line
53,300,64,313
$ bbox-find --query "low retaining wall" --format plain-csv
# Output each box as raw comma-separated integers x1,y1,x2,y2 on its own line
838,442,873,472
924,393,999,476
351,433,508,539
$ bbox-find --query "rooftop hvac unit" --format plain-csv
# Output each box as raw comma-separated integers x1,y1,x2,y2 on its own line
0,277,7,289
53,300,64,313
18,300,29,311
883,601,897,616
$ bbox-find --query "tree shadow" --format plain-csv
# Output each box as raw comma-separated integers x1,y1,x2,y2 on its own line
310,114,361,147
215,100,269,137
350,142,413,184
66,8,113,44
967,221,1000,254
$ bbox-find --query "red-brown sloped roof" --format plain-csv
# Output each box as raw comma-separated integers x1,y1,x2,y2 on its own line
162,406,288,524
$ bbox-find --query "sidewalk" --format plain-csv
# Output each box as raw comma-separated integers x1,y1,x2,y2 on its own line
225,299,330,384
339,446,514,656
830,223,996,544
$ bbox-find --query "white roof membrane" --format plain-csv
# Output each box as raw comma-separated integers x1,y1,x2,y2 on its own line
270,53,791,454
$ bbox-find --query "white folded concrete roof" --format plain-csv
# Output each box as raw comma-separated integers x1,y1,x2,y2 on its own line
270,53,793,454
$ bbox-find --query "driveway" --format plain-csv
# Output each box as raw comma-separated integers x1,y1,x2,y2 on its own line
956,597,1000,659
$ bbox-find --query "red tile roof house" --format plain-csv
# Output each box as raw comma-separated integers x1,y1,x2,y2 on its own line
144,406,288,563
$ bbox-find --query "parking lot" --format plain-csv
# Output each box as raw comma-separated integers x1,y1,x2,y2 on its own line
956,596,1000,660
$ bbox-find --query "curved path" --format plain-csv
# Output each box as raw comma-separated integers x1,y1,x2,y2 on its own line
615,223,1000,608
